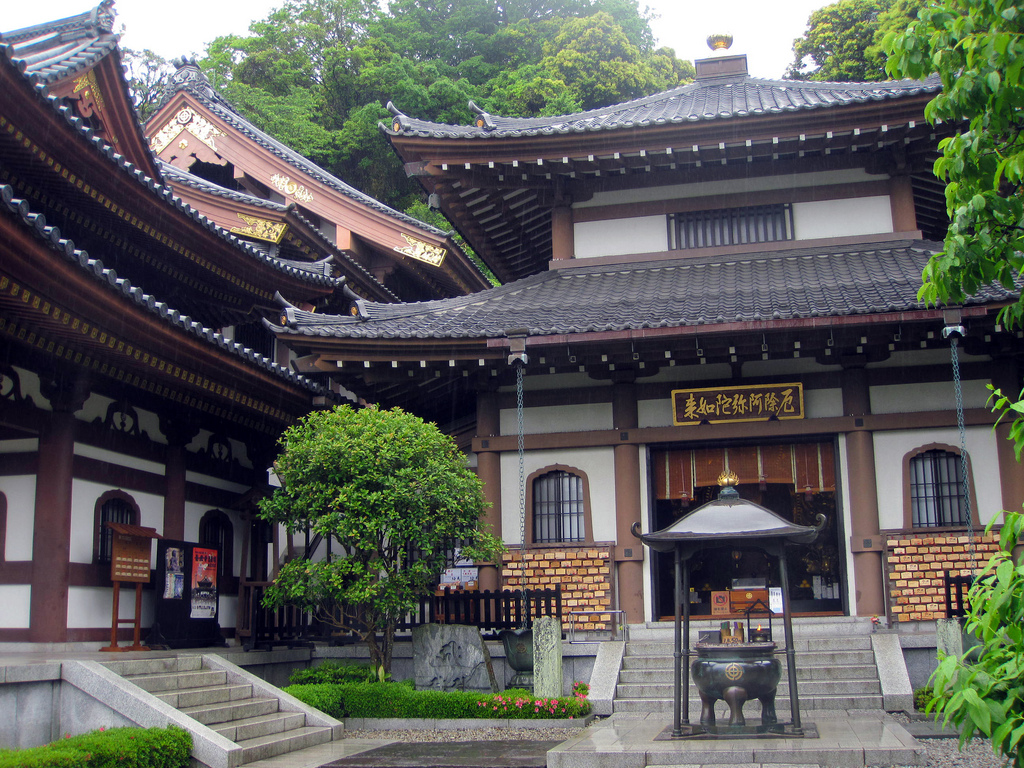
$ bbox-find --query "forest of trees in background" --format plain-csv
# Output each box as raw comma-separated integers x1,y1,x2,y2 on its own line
130,0,694,216
126,0,928,230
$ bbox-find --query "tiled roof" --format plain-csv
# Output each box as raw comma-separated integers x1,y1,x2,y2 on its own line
159,160,399,300
153,60,464,242
386,76,942,140
0,0,118,84
273,241,1016,340
0,51,348,293
0,183,331,397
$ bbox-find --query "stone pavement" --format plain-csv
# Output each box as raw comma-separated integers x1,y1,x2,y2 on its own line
239,711,930,768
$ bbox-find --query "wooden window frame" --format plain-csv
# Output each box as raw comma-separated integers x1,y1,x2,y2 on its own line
525,465,594,546
902,443,979,530
92,490,140,564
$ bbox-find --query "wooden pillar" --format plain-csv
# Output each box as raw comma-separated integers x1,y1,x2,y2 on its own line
160,417,200,541
613,378,644,623
889,175,918,232
842,361,885,616
551,203,574,261
29,373,87,643
476,390,502,591
992,359,1024,514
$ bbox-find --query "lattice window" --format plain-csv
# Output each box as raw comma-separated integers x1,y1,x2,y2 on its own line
199,509,233,580
97,495,138,563
668,204,794,250
910,449,968,527
533,470,584,543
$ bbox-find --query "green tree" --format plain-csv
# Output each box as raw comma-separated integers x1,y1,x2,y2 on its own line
787,0,925,81
122,48,175,122
887,3,1024,765
258,405,503,672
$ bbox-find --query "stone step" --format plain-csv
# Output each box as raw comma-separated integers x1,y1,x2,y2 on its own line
618,662,879,683
613,692,885,713
625,637,872,656
210,711,306,742
99,655,203,677
237,725,334,764
616,679,881,699
124,669,227,693
154,682,254,709
179,696,280,726
621,650,876,668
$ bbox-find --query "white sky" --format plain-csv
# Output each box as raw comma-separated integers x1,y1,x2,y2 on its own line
4,0,828,80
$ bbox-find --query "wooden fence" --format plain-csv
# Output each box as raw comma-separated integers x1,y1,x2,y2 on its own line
238,584,562,650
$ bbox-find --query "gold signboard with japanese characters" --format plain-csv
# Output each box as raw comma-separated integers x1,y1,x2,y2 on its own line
109,524,157,583
672,382,804,426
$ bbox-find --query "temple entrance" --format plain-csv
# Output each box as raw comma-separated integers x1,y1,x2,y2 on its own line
649,440,845,619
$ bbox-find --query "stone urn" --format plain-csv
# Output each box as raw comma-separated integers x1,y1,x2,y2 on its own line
691,642,781,727
499,628,534,689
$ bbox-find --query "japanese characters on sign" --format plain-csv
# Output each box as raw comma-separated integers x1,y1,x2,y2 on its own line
190,547,219,619
671,383,804,426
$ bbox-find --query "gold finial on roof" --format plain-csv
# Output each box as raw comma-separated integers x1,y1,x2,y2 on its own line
707,34,733,52
717,470,739,487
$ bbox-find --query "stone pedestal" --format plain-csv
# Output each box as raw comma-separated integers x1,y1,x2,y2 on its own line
412,624,498,693
533,616,563,699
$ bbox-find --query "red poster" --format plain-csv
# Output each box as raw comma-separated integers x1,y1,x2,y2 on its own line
190,547,218,619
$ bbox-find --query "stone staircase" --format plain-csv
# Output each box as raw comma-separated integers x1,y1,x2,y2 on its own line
98,654,338,767
615,617,884,715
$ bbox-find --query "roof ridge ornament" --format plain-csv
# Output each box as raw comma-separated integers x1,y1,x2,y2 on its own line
469,100,496,131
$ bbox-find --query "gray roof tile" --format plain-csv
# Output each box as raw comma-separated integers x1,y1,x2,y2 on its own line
387,76,942,140
274,241,1015,340
0,1,117,83
0,184,330,397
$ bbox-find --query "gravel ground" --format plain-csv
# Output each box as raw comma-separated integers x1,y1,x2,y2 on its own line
912,738,1010,768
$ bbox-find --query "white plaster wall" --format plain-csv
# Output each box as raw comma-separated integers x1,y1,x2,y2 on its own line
184,471,249,494
574,216,668,258
0,585,31,628
0,438,38,453
872,426,1003,530
869,348,990,370
632,363,733,385
792,196,893,240
637,447,654,623
806,388,844,419
184,501,209,543
871,379,991,414
67,585,155,628
499,402,613,435
638,398,673,428
69,480,163,563
74,443,165,477
499,447,616,545
573,168,877,208
0,474,36,561
219,593,237,630
76,395,166,444
9,366,48,410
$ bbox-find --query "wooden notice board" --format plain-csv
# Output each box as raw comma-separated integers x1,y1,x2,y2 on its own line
102,522,162,652
109,523,159,582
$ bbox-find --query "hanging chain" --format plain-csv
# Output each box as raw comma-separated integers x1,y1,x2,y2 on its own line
950,336,978,571
515,363,527,627
517,364,526,553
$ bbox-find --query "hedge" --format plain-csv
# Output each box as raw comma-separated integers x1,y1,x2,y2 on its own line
288,660,381,685
285,682,591,720
0,727,192,768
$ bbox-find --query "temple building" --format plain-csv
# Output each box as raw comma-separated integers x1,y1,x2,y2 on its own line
269,43,1023,628
0,3,486,645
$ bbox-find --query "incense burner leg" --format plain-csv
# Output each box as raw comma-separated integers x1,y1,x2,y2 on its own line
722,685,748,726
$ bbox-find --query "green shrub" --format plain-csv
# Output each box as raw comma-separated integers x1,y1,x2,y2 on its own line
913,687,932,712
0,727,191,768
288,660,379,685
285,682,590,720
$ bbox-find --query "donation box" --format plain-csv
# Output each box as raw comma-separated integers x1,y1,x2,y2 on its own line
151,539,225,648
